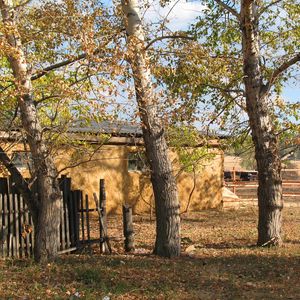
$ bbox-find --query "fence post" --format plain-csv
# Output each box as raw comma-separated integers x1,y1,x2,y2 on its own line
122,204,134,252
73,190,81,249
99,179,107,254
233,167,236,194
85,195,91,252
0,178,8,194
0,194,4,257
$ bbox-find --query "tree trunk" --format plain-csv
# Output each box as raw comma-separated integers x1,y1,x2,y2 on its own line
241,0,283,246
0,0,61,262
121,0,181,257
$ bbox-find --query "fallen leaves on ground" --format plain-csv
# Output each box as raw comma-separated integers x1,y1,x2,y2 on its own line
0,208,299,299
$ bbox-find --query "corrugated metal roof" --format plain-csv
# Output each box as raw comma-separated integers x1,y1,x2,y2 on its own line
68,120,143,137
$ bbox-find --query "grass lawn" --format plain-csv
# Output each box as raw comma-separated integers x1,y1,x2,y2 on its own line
0,207,299,299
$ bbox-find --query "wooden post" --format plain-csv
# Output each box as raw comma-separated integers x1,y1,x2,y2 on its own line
3,194,8,257
68,192,75,247
0,194,3,257
73,190,81,249
60,198,65,251
0,178,8,194
21,196,30,257
99,179,107,254
12,194,18,257
80,192,85,245
233,167,236,194
122,204,134,252
64,198,71,250
17,194,23,258
85,195,91,252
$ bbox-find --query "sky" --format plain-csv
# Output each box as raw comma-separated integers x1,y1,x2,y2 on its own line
142,0,205,31
141,0,300,104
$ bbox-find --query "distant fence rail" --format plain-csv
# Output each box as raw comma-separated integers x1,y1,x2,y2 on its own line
224,180,300,208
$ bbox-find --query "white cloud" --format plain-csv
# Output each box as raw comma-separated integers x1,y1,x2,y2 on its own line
143,0,205,31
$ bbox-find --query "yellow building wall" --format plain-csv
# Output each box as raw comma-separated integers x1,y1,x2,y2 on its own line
55,145,223,214
0,142,224,214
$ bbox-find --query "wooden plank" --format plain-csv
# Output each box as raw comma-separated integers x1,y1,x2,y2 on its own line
80,192,85,244
14,194,20,257
77,208,98,212
93,193,102,251
68,192,75,247
3,194,8,257
123,205,134,252
99,179,107,254
0,178,9,194
12,194,18,258
28,200,34,257
85,195,91,252
17,194,24,258
0,194,3,257
8,194,14,257
16,195,21,258
93,193,111,254
22,196,31,257
58,247,77,255
73,190,80,249
64,196,71,250
60,197,65,250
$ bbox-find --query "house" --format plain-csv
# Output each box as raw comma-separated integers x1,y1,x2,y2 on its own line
0,121,224,214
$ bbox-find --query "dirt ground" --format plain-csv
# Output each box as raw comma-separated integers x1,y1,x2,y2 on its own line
0,207,299,299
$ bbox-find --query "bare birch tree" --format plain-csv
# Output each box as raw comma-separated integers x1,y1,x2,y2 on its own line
121,0,181,257
0,0,61,262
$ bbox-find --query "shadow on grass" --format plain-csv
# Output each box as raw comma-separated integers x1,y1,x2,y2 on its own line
200,242,251,249
1,251,300,299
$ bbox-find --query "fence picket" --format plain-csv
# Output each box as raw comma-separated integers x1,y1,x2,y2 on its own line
23,197,31,257
11,194,17,257
85,194,91,251
3,194,8,257
14,194,20,258
60,198,65,250
64,197,71,250
70,192,76,248
17,194,24,258
28,206,34,257
80,192,85,245
0,194,4,257
73,190,80,248
7,194,11,257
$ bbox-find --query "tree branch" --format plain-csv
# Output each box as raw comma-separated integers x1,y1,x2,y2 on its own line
145,35,196,50
215,0,240,19
31,36,114,81
31,52,93,81
265,53,300,92
258,0,283,18
0,146,37,218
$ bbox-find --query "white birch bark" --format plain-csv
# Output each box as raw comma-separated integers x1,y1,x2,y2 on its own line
121,0,181,257
0,0,61,261
240,0,283,246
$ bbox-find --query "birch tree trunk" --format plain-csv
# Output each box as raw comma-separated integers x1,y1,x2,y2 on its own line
241,0,283,246
121,0,181,257
0,0,61,262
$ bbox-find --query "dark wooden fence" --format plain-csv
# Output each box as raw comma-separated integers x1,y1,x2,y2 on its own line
0,193,33,258
0,176,107,258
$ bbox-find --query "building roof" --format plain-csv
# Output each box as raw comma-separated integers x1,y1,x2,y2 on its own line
68,120,143,137
0,120,222,147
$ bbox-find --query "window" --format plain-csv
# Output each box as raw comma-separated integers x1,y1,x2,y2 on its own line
11,151,33,170
128,152,147,172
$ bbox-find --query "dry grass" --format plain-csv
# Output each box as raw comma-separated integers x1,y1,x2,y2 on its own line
1,208,300,299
